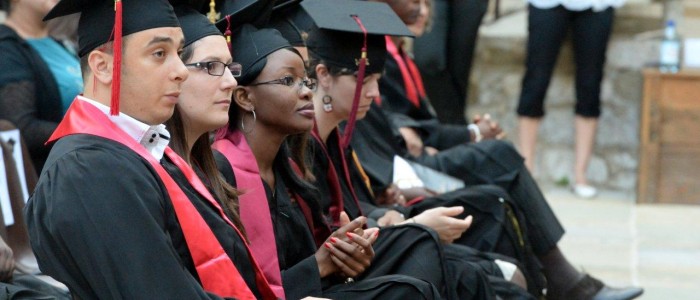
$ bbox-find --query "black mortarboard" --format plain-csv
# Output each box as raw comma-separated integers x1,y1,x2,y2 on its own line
267,4,311,47
302,0,411,149
303,0,412,75
215,0,275,33
45,0,180,58
44,0,180,115
231,24,293,85
173,0,221,47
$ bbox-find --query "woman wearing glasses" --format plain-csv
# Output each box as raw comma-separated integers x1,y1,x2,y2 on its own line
212,24,442,299
160,5,282,299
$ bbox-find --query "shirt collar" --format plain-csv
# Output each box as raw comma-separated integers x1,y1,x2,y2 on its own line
78,96,170,161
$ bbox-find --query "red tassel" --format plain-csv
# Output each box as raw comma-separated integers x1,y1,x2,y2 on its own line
111,0,122,116
225,15,232,53
340,16,369,149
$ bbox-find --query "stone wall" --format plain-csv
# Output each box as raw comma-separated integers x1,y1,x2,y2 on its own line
468,4,664,193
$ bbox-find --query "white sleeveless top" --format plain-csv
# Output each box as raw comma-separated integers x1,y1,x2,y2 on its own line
528,0,626,12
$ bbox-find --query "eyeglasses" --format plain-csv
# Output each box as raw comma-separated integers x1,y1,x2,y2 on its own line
185,61,243,77
249,75,317,91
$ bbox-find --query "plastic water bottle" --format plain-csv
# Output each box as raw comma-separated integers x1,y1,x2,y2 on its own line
659,20,681,73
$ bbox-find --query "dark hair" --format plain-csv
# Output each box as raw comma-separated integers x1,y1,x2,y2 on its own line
274,140,325,231
79,39,128,80
306,55,356,80
166,42,247,237
1,0,11,13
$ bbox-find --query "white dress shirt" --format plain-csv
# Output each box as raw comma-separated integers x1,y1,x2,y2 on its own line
78,96,170,161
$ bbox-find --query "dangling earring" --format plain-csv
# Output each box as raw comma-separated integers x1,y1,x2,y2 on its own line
241,109,256,133
322,95,333,112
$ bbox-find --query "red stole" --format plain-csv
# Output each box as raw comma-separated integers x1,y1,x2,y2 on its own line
385,36,426,108
287,159,332,247
212,131,285,299
310,125,364,225
49,99,276,300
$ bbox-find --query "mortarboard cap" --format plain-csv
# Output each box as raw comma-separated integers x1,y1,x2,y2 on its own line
303,0,412,74
45,0,180,58
302,0,411,149
215,0,275,32
172,0,222,47
267,3,311,47
231,24,294,86
45,0,181,115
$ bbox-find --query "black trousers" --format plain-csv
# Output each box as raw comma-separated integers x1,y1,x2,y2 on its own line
517,5,615,118
413,0,490,125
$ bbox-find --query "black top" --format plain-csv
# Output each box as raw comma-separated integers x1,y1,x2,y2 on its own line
0,24,63,172
25,134,244,299
379,49,473,150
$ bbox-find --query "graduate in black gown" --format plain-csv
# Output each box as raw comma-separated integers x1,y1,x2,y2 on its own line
211,21,442,300
24,0,274,299
300,0,544,299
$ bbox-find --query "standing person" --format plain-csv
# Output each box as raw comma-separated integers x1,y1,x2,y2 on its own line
0,0,83,172
517,0,624,198
412,0,490,125
24,0,270,299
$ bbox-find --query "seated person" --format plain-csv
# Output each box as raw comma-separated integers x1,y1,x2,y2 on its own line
0,0,83,172
25,0,269,298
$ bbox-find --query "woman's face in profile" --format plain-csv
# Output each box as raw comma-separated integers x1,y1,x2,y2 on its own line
178,35,237,134
245,49,315,135
326,72,382,121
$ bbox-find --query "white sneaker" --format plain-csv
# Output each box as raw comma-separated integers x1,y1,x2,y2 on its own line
572,184,598,199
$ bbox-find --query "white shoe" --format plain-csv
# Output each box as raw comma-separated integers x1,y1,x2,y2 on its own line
572,184,597,199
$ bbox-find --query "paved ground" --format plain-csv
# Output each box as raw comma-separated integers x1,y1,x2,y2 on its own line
545,187,700,299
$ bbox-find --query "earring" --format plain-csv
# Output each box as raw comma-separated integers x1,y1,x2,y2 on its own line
322,95,333,112
241,109,256,133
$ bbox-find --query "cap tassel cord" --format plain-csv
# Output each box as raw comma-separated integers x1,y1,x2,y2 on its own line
225,15,233,52
110,0,122,116
207,0,217,24
341,15,368,149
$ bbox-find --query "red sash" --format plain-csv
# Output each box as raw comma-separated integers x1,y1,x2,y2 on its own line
212,131,286,299
310,125,364,226
288,159,332,247
49,99,276,300
385,36,426,108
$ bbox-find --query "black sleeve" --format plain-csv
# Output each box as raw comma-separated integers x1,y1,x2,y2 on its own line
281,255,323,299
419,120,472,150
25,144,224,300
0,81,59,163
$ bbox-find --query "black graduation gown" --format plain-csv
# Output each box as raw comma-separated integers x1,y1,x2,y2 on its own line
214,151,442,300
161,157,262,299
378,49,472,150
25,135,235,300
309,132,499,300
372,71,565,256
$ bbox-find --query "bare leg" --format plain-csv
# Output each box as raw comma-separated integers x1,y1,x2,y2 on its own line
518,117,542,173
574,116,598,185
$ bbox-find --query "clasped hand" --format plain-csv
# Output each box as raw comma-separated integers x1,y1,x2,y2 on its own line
315,212,379,279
